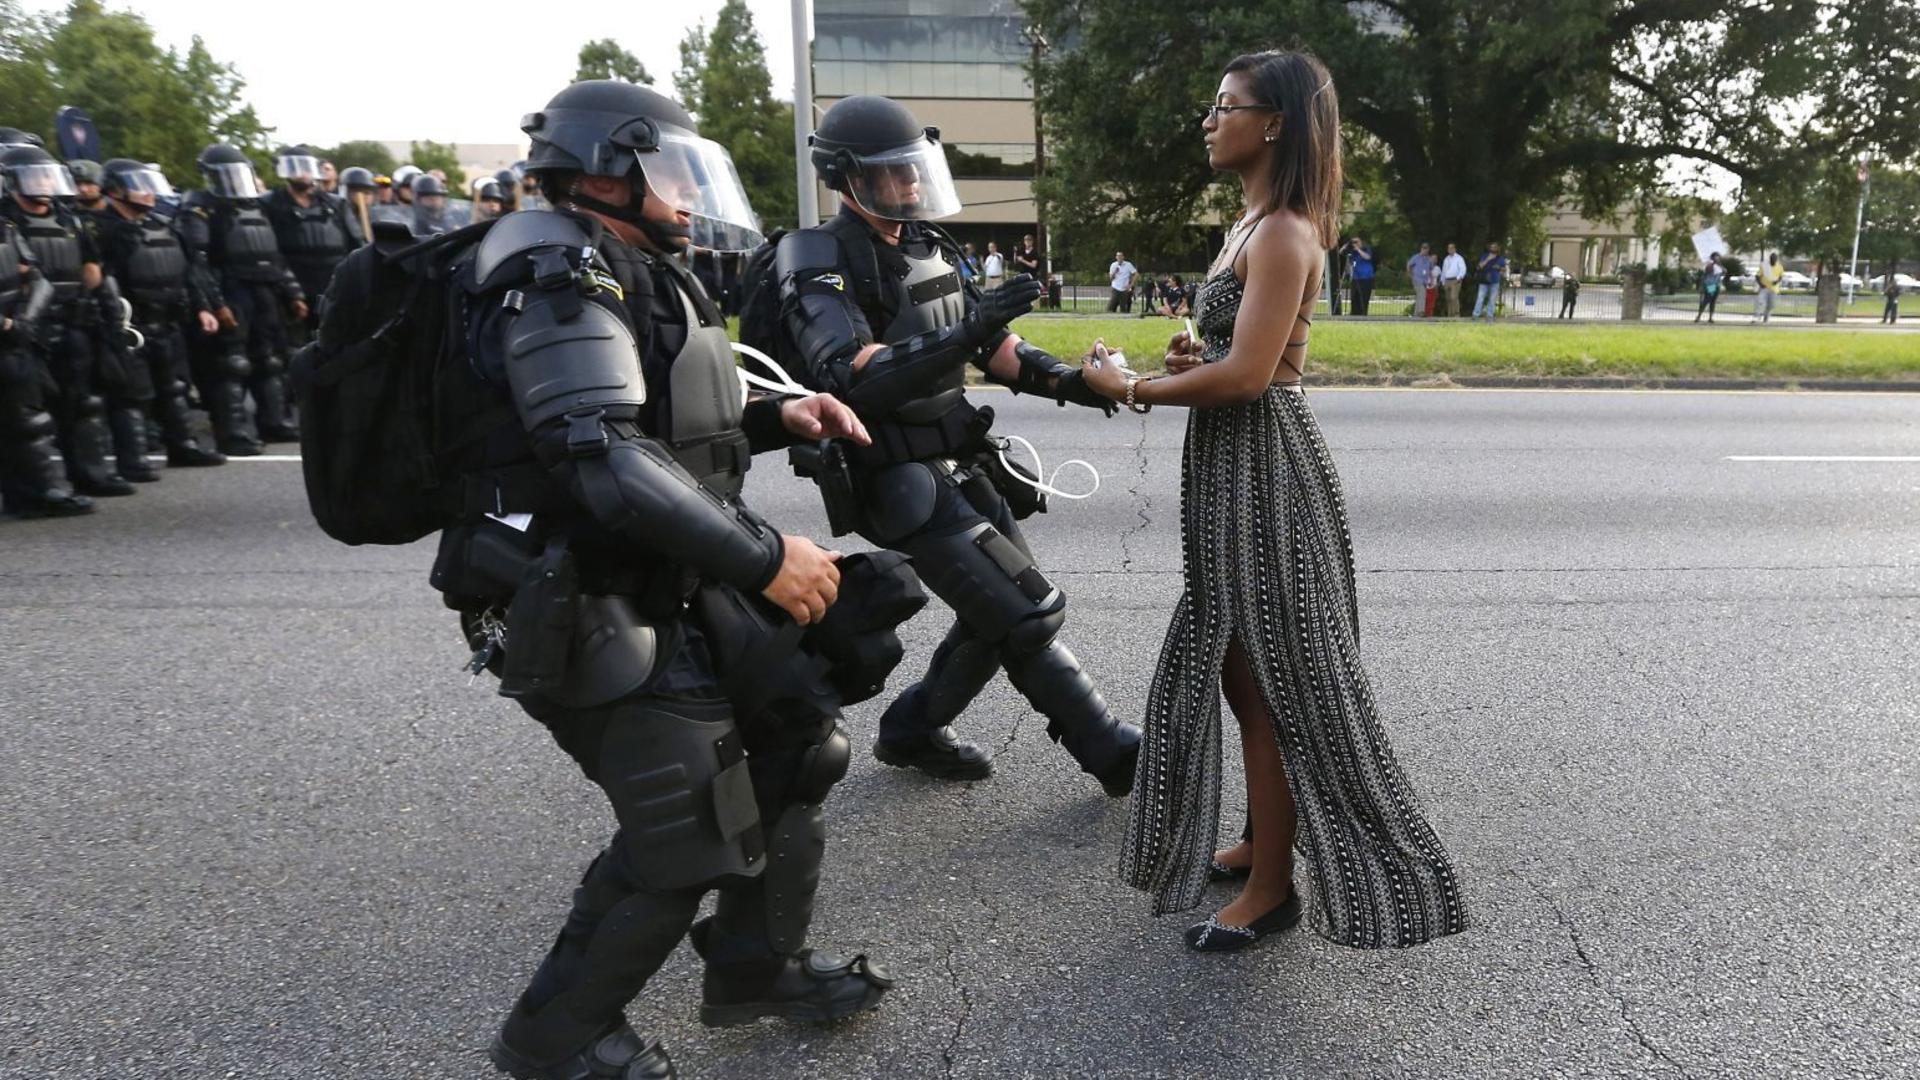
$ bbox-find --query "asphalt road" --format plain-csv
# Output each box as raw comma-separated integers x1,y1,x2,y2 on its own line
3,389,1917,1080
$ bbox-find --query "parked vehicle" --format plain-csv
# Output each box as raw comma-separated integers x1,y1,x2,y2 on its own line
1866,273,1920,292
1778,270,1814,290
1518,265,1568,287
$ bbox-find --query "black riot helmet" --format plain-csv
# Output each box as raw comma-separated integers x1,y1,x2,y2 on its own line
411,173,446,200
0,127,43,148
339,166,376,192
809,95,961,221
2,144,78,206
67,159,104,185
197,143,264,199
101,157,176,209
520,79,764,252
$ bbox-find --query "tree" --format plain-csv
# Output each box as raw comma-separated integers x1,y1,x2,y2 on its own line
408,139,466,191
1024,0,1920,262
323,139,399,176
575,38,652,85
673,0,795,231
0,0,272,183
0,3,60,143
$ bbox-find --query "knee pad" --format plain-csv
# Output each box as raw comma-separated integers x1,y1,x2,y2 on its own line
1004,595,1066,658
15,408,54,440
160,377,190,399
791,725,852,803
77,394,105,418
859,462,941,545
599,696,763,891
222,353,251,380
258,353,286,376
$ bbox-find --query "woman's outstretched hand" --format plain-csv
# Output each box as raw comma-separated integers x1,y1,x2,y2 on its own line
1165,329,1202,374
1079,339,1130,399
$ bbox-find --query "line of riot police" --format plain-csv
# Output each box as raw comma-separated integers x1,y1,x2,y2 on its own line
0,128,540,519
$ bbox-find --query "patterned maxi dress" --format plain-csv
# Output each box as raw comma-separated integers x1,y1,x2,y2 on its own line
1119,264,1470,949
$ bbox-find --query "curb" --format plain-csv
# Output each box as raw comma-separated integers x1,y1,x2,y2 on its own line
1299,374,1920,393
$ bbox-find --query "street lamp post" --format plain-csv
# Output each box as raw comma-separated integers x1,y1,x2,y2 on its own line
791,0,818,228
1020,25,1051,284
1847,153,1869,306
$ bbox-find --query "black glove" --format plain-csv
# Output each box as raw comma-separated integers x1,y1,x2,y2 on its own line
961,273,1042,347
1054,367,1118,416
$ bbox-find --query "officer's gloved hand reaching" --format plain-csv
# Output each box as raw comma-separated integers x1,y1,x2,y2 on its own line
962,273,1043,346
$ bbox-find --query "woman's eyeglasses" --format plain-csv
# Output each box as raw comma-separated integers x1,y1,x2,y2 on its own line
1197,102,1278,123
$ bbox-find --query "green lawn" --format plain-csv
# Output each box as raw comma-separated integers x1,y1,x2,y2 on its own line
1007,315,1920,383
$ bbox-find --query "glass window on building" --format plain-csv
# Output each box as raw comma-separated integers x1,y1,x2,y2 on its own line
815,0,1032,100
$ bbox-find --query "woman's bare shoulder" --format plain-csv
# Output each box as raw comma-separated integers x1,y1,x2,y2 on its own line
1243,210,1322,274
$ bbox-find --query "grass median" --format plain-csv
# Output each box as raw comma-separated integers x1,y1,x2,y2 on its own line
1006,315,1920,383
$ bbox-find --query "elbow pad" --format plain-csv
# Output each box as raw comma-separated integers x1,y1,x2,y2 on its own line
573,438,785,593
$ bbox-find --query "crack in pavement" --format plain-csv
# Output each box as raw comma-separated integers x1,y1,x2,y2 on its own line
1515,871,1695,1078
1118,413,1154,574
994,712,1026,759
938,923,974,1080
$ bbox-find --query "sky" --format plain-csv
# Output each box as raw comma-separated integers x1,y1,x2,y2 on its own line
24,0,800,149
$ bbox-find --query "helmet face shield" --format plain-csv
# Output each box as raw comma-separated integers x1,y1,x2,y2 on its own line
841,138,961,221
275,153,321,181
203,161,263,198
635,132,764,253
109,166,175,201
7,163,78,198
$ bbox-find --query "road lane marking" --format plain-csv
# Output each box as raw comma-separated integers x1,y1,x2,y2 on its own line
1725,455,1920,462
138,453,304,462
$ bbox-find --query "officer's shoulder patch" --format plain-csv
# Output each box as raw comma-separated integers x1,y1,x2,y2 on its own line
580,266,624,302
813,271,846,292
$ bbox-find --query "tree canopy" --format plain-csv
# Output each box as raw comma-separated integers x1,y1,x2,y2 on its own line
1,0,270,181
322,139,399,177
674,0,796,232
1025,0,1920,266
408,139,467,191
575,38,653,85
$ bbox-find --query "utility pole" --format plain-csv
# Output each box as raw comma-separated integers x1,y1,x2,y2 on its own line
1020,25,1051,283
791,0,818,228
1847,152,1869,305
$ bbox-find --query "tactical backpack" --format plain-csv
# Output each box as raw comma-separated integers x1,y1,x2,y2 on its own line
290,219,509,545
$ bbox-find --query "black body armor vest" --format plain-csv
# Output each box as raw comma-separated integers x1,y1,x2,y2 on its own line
121,216,192,305
877,239,969,423
661,275,751,500
16,212,85,306
216,202,286,281
276,195,350,264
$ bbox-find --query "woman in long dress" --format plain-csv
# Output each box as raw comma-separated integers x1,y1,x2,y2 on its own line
1078,50,1469,952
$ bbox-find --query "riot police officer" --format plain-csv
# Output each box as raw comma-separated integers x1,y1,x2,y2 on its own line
433,81,893,1078
408,173,464,235
774,94,1140,794
180,143,307,450
262,145,352,331
91,159,225,468
472,178,507,222
1,144,136,496
1,183,93,517
67,159,106,214
337,166,377,246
